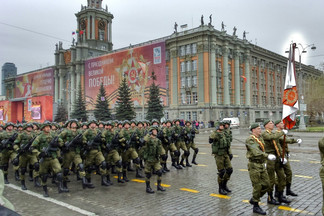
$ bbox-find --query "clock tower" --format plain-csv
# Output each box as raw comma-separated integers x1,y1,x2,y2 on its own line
76,0,114,51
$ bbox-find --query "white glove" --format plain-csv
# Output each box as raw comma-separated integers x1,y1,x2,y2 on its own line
281,158,288,165
287,153,291,158
297,139,302,144
282,129,288,135
267,154,276,161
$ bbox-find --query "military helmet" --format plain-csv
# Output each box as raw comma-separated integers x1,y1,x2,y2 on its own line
123,120,130,126
185,120,192,125
165,119,173,125
149,125,159,133
24,123,34,130
4,122,15,129
130,120,137,125
69,119,80,128
151,119,160,125
137,120,143,126
87,120,98,126
32,122,40,129
223,120,231,125
40,121,52,130
106,121,114,127
17,123,24,128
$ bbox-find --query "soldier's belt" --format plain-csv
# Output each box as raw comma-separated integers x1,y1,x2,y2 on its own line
249,159,265,163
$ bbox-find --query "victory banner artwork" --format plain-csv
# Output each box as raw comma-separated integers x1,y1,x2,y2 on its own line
31,105,41,120
15,68,54,98
84,41,167,110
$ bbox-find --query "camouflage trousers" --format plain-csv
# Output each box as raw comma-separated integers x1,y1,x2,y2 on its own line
266,159,286,192
214,154,232,183
39,157,61,186
0,150,19,174
320,166,324,214
19,153,38,180
248,161,270,202
62,151,85,178
105,149,122,173
84,149,106,177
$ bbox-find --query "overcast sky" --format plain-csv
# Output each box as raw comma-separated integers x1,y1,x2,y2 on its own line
1,0,323,74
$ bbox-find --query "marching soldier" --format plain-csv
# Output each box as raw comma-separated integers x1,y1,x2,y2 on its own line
141,125,166,193
13,123,37,190
209,122,232,195
246,123,275,215
0,122,19,184
318,137,324,214
223,120,233,161
181,121,199,166
30,121,66,197
59,119,89,190
274,120,301,197
261,119,290,204
82,120,110,187
173,119,189,169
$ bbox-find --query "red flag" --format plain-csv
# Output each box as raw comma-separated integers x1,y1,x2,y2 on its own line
80,30,84,35
282,43,299,129
240,75,247,82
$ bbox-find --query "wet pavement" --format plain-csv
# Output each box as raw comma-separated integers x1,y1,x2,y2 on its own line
3,129,324,216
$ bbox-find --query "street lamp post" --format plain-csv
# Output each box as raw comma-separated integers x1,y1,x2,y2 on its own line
295,43,316,130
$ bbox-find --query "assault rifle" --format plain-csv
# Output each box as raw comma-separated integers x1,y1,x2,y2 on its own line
12,136,36,166
0,133,18,151
83,131,102,156
65,133,83,150
39,136,59,163
124,131,136,151
185,129,196,144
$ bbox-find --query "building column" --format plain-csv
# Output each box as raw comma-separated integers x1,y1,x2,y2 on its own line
76,64,81,96
59,70,64,102
266,64,270,105
170,49,178,107
70,70,76,109
244,51,251,106
210,47,217,105
108,21,112,43
258,65,262,105
198,45,205,106
222,45,230,105
87,15,91,40
234,49,240,105
92,14,95,40
54,70,59,103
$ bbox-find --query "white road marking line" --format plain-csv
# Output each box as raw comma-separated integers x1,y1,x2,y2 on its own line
7,184,97,216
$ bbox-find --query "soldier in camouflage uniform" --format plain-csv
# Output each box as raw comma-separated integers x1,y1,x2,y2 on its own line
0,122,19,184
30,121,66,197
13,123,37,190
246,123,275,215
141,125,166,193
261,119,290,204
103,121,124,184
274,119,300,197
173,119,188,169
59,119,89,190
223,121,233,161
209,122,232,195
119,120,143,181
318,137,324,215
82,120,110,187
181,121,199,167
162,120,180,170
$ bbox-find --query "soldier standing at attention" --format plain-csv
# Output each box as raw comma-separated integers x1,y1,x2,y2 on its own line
223,121,233,161
246,123,276,215
318,137,324,214
274,120,301,197
261,119,290,204
141,125,166,194
209,122,232,195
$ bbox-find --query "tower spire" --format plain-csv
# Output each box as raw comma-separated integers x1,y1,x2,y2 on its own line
87,0,103,9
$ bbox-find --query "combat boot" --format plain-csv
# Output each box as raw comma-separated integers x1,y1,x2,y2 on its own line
85,177,95,188
57,174,66,193
278,192,291,204
34,176,41,187
223,180,231,193
191,155,198,165
218,183,227,195
21,180,27,190
15,170,20,181
136,168,144,178
249,199,266,215
146,181,154,194
106,174,113,185
4,173,9,184
157,180,166,192
186,159,192,167
176,160,183,169
82,177,90,189
117,172,125,183
51,173,57,184
179,158,185,167
286,183,298,196
28,169,34,182
62,181,69,192
43,185,49,197
163,163,170,172
122,171,129,182
274,185,279,198
267,192,280,205
101,175,110,186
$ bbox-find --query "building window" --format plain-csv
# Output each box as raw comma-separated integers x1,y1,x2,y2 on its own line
180,46,185,56
181,93,186,104
192,60,197,71
181,62,186,72
181,77,185,87
186,92,191,104
186,45,191,55
186,61,191,71
192,75,197,87
192,92,198,103
180,112,185,119
99,31,104,41
186,76,191,87
192,44,197,54
186,112,191,120
192,111,197,120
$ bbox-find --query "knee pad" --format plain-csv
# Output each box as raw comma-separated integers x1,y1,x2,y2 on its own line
100,161,107,170
34,162,40,171
174,150,180,157
133,157,140,165
161,154,167,161
156,169,163,177
218,169,226,178
116,160,122,168
226,167,233,176
29,164,34,170
194,148,199,154
21,167,27,175
77,163,85,172
63,168,70,176
56,172,63,181
145,173,152,179
58,157,63,164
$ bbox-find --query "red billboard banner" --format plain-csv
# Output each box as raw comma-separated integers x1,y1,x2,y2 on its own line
15,68,54,98
84,41,166,110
